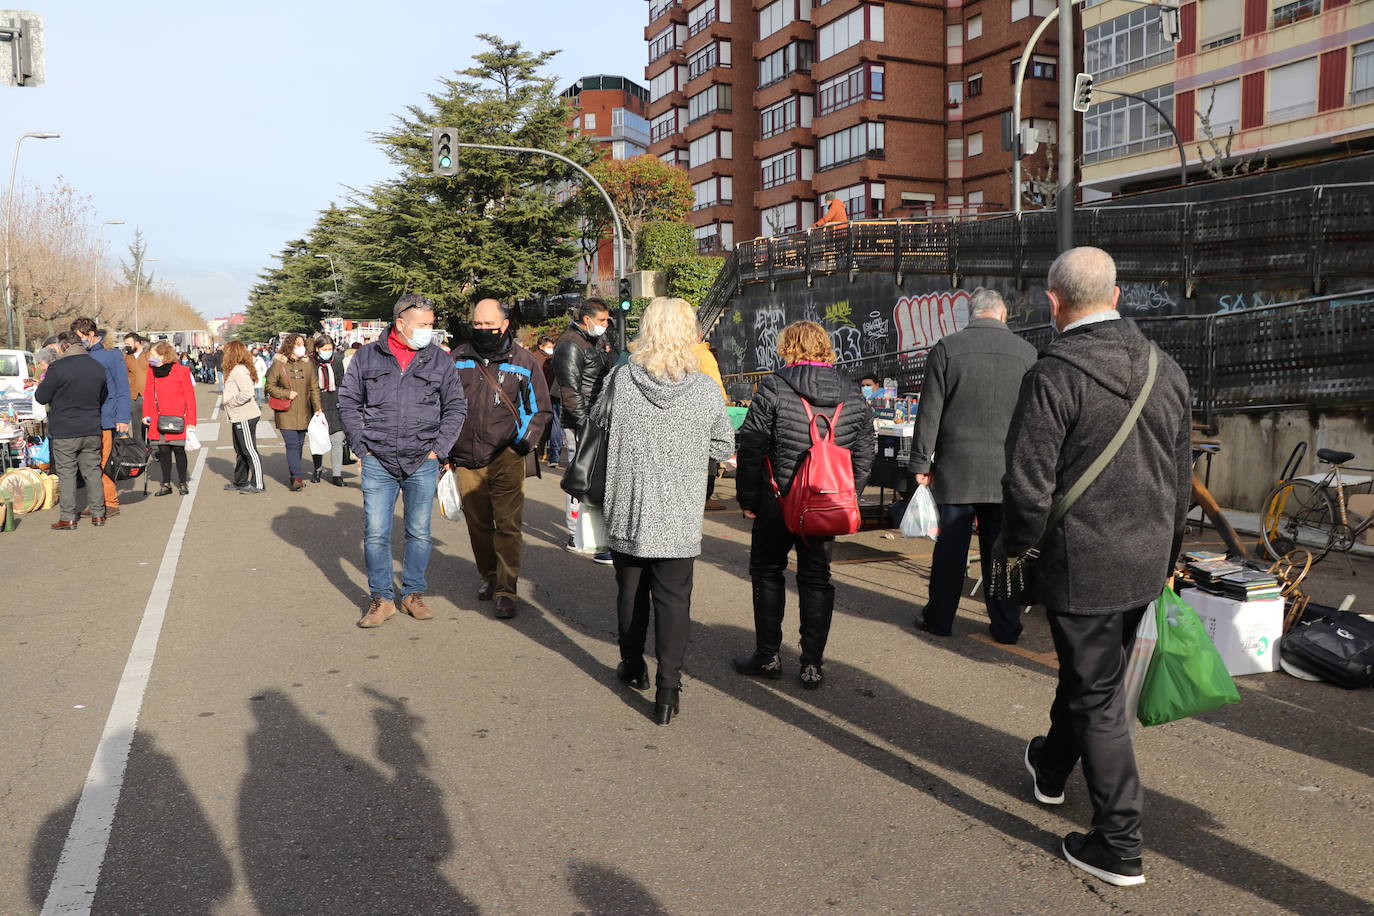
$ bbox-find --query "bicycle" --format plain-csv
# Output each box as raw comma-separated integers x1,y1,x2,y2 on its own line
1260,442,1374,570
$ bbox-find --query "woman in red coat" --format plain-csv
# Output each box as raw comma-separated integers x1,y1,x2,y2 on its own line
144,340,198,495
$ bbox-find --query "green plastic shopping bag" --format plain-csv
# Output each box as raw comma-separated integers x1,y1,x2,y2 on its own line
1136,587,1241,727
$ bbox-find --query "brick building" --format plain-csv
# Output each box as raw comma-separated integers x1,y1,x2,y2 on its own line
645,0,1068,252
1080,0,1374,196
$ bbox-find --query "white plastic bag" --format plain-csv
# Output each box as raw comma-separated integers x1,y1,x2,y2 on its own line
184,428,201,452
1123,599,1161,733
307,412,330,455
436,467,464,522
569,497,608,553
901,485,939,539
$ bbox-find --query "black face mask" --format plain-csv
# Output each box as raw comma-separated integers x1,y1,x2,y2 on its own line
471,327,508,358
123,346,136,355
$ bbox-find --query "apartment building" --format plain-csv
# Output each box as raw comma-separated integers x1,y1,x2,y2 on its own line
561,75,652,286
645,0,1067,252
1080,0,1374,196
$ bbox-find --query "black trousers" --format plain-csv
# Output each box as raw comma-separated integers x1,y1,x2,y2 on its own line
129,397,145,446
613,552,695,689
749,500,835,665
231,417,263,489
157,443,188,485
924,502,1022,642
1040,605,1148,859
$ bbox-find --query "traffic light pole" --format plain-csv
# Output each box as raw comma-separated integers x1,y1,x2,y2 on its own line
449,142,628,350
1057,0,1075,251
1093,88,1189,189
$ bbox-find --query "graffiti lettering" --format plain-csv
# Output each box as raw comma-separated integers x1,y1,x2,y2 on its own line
893,291,970,352
1215,289,1303,314
1119,281,1178,315
861,310,890,355
753,307,784,371
823,300,854,326
831,326,863,363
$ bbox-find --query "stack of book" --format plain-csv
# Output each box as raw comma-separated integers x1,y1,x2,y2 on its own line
1187,555,1245,590
1215,568,1282,602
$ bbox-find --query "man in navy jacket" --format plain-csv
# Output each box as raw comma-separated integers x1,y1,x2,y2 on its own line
71,318,131,515
339,294,467,628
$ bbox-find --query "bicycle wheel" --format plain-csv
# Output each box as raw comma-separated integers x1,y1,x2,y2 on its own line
1260,479,1335,562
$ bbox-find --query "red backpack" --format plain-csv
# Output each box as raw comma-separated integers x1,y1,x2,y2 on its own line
772,398,861,539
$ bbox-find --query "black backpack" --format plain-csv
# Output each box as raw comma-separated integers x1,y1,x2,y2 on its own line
1281,611,1374,689
104,435,151,482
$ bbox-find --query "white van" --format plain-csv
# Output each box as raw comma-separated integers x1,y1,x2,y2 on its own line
0,348,42,421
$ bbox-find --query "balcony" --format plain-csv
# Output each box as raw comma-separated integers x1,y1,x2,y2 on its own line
649,0,682,24
1272,0,1320,28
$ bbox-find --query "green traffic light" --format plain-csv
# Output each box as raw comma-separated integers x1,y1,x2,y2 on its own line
439,156,452,168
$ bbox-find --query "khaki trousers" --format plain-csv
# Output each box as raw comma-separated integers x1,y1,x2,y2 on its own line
456,448,527,600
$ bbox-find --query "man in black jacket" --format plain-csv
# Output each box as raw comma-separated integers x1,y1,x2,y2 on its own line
35,336,110,530
450,299,551,618
553,298,614,559
1004,247,1192,887
733,320,876,689
909,289,1038,643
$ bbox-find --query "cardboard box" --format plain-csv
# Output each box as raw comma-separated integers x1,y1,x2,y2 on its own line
1185,589,1284,676
1349,494,1374,546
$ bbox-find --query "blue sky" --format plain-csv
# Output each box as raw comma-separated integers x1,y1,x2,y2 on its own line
8,1,645,318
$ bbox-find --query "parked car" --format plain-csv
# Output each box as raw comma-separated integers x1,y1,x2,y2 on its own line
0,349,43,421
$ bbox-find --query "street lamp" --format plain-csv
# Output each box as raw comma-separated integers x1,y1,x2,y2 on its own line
3,131,60,349
132,256,158,333
93,219,126,318
313,253,340,295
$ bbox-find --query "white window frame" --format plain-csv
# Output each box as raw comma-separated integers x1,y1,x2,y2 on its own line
1353,40,1374,106
967,131,984,157
966,14,982,41
1267,57,1317,123
818,5,883,59
816,121,884,170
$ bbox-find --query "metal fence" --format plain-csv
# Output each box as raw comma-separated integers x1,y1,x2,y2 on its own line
721,288,1374,419
697,183,1374,338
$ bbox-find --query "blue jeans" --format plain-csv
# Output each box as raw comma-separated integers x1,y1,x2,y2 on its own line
546,404,565,464
361,455,438,600
281,428,305,480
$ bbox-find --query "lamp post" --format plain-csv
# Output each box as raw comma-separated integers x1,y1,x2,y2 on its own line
313,252,343,321
132,256,158,333
4,131,60,349
93,219,126,319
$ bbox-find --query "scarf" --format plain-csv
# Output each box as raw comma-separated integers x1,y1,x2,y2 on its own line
315,357,336,392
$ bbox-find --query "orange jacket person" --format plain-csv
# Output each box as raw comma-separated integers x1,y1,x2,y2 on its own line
813,193,849,229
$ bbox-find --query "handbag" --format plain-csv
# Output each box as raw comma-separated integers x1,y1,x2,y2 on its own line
153,378,186,435
989,345,1159,605
560,367,617,504
267,395,292,411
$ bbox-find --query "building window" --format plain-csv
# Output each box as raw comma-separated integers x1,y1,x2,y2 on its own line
947,81,964,107
688,41,731,80
947,138,964,161
968,190,985,210
817,64,884,115
1084,6,1174,82
946,24,962,48
693,221,734,253
1199,0,1242,49
761,149,801,188
1354,41,1374,106
828,181,885,220
688,129,732,168
760,0,812,39
1267,57,1317,122
1012,0,1030,22
816,121,884,170
1196,79,1240,135
1031,55,1056,80
659,148,689,168
968,131,984,156
687,83,732,122
648,25,683,62
1272,0,1320,29
692,176,733,210
818,4,884,59
1082,84,1175,163
966,14,982,41
760,95,814,139
688,0,728,37
967,73,983,97
650,108,683,143
758,40,814,88
762,200,816,237
649,65,685,102
649,0,681,22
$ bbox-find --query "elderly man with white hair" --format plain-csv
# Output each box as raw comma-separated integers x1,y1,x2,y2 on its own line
1003,246,1192,887
908,287,1038,643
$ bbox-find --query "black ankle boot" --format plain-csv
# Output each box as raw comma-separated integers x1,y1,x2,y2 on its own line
616,661,650,690
653,686,681,726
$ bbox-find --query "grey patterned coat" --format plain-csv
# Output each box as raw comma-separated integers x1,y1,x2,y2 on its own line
601,362,735,559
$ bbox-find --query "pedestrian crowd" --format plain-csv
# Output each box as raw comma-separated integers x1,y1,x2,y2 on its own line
30,246,1190,887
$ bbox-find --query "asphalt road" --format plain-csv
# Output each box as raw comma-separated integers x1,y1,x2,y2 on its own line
3,387,1372,915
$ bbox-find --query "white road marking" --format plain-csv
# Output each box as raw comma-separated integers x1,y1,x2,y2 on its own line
40,443,213,916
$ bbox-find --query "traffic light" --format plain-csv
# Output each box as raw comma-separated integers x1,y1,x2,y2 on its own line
431,127,458,176
618,277,633,311
1072,73,1094,113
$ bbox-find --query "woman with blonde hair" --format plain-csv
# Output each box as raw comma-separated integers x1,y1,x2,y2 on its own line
599,297,735,725
732,320,875,689
220,339,265,493
143,340,198,496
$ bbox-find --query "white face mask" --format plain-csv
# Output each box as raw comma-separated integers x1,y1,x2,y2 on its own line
293,346,306,358
407,327,436,348
541,347,554,356
317,350,334,361
587,323,607,338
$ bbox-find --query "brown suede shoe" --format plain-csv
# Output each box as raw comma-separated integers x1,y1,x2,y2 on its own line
494,595,517,619
357,597,397,628
400,593,434,620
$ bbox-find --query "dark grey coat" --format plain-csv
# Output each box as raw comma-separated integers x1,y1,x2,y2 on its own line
1000,319,1193,615
908,318,1039,504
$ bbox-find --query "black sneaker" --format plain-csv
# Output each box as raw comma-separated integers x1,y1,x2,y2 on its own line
1024,736,1066,805
1062,831,1145,887
799,663,824,690
734,651,783,679
592,551,614,566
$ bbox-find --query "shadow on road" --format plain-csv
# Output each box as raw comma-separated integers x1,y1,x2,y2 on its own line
28,731,234,913
237,687,478,915
567,859,668,915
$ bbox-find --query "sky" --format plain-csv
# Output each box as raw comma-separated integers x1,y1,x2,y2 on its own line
6,1,646,319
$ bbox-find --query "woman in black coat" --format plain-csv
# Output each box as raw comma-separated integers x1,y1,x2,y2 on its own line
732,320,876,689
309,334,347,486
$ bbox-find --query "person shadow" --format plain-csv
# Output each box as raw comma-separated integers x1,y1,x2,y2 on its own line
27,730,234,914
236,687,478,915
566,860,668,915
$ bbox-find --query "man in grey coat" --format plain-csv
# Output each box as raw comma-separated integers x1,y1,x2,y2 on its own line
908,289,1038,643
1005,247,1192,887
